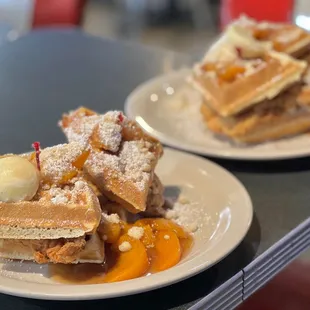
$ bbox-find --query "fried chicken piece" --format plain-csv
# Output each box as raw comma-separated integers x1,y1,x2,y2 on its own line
143,174,166,217
32,237,86,264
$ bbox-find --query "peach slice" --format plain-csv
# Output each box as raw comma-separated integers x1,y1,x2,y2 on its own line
59,170,78,184
98,221,122,244
151,230,181,272
218,65,245,83
135,218,189,239
140,224,156,248
104,235,149,282
72,150,90,169
122,222,155,248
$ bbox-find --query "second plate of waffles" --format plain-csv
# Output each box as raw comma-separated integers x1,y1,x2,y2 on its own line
125,16,310,160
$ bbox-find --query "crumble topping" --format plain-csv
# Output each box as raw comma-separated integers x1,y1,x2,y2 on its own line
40,180,89,205
128,227,144,240
119,241,132,252
96,121,122,152
63,111,123,152
101,212,120,224
165,196,203,233
39,142,85,184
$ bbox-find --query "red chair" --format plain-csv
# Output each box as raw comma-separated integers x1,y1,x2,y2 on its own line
220,0,294,29
32,0,86,28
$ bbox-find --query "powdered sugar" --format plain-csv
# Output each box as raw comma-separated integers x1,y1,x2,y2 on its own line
96,121,122,152
165,197,209,233
51,194,68,205
120,141,153,180
60,108,158,201
42,180,89,205
62,111,123,153
40,142,85,184
87,140,153,192
158,85,210,145
64,115,102,147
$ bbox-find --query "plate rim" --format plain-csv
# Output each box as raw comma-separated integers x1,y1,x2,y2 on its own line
125,69,310,161
0,148,253,300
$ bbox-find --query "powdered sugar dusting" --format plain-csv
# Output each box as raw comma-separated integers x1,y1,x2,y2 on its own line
158,84,210,144
62,111,123,152
40,142,85,184
60,108,158,205
87,140,154,192
64,115,102,147
120,141,153,180
40,180,89,205
165,197,210,233
96,121,122,152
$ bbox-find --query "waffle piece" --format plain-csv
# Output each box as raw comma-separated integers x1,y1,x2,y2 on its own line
231,15,310,59
0,233,104,264
0,143,101,240
99,173,166,219
200,83,310,143
59,108,163,213
144,174,166,217
190,50,306,117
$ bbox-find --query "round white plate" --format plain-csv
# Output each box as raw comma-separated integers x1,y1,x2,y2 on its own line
0,148,252,300
125,69,310,160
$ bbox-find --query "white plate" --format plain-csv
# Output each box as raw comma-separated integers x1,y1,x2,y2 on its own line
0,148,252,300
125,69,310,160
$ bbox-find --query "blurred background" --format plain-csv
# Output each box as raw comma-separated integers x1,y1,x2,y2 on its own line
0,0,310,56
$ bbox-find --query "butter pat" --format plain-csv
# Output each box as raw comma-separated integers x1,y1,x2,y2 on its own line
0,156,40,202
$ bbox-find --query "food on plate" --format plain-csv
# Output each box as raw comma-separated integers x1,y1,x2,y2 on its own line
230,15,310,60
190,50,306,117
200,83,310,143
0,142,103,264
59,108,163,214
188,16,310,143
0,108,194,284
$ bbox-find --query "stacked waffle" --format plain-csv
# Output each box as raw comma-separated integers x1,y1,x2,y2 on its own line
0,108,166,264
0,143,104,264
229,15,310,60
189,16,310,143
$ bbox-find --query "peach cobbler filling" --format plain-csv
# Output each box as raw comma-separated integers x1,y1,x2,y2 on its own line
50,218,193,284
201,55,266,83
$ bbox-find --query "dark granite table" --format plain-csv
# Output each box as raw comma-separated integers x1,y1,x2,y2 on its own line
0,30,309,310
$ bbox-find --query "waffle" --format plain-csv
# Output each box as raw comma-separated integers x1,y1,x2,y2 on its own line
230,15,310,59
190,50,307,117
59,107,164,214
0,143,102,264
200,83,310,143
